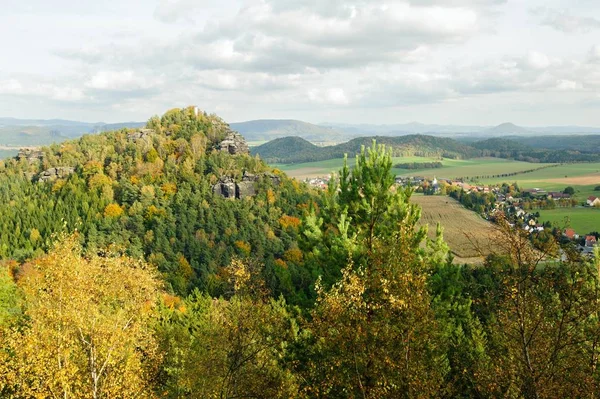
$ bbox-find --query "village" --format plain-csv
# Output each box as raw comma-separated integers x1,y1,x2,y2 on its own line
305,174,600,257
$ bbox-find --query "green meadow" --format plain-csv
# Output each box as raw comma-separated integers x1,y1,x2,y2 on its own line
537,207,600,234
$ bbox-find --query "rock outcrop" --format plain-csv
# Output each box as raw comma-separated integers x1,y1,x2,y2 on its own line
127,128,155,142
38,167,75,182
17,148,44,163
212,177,237,198
219,132,249,155
212,171,281,199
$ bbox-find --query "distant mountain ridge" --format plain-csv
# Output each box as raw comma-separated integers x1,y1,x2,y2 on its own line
253,133,600,165
320,122,600,137
230,119,346,142
0,117,145,147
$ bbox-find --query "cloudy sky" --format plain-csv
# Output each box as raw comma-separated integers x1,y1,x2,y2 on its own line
1,0,599,126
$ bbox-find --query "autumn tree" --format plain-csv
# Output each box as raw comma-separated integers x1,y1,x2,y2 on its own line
0,264,19,328
156,258,300,398
0,235,161,398
475,217,600,398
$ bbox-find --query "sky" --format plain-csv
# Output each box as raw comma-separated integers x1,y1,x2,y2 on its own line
0,0,599,126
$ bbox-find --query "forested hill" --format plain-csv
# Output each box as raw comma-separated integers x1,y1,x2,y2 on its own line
253,134,480,163
0,107,318,304
254,134,600,164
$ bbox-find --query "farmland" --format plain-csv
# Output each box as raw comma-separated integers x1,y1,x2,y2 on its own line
276,156,600,200
537,207,600,234
275,156,542,180
274,155,600,238
411,195,498,263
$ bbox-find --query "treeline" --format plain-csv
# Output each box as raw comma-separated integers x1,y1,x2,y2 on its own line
395,161,443,169
3,131,600,397
449,187,496,214
452,164,560,182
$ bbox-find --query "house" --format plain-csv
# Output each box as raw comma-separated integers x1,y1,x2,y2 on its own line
585,235,597,247
548,192,570,200
563,228,578,240
587,196,600,207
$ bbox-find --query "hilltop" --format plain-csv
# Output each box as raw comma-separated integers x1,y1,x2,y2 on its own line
485,122,531,135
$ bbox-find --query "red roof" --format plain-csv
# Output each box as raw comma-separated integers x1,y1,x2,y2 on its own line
586,235,597,242
564,229,576,239
589,196,598,201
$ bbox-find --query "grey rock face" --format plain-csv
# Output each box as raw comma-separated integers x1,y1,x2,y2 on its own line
236,181,257,199
127,129,155,142
219,132,249,155
212,171,281,199
38,167,75,182
17,148,44,163
212,177,237,199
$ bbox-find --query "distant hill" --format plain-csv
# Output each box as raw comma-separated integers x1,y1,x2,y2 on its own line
485,123,531,135
253,134,480,164
0,117,144,147
229,119,345,142
322,122,600,137
321,122,485,136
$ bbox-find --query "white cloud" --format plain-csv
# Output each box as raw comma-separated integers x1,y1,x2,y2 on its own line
590,45,600,63
154,0,213,23
308,88,350,105
532,7,600,33
523,51,551,70
0,79,23,94
556,79,581,90
85,70,157,92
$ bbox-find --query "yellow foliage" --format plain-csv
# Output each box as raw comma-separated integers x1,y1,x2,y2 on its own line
52,179,66,192
284,248,303,264
83,160,103,177
177,254,194,280
267,189,276,205
104,203,124,218
0,235,160,397
279,215,302,230
88,173,112,190
235,240,251,256
274,258,288,269
29,228,41,242
146,205,166,219
161,182,177,196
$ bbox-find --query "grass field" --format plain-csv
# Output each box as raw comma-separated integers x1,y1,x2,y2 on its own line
275,156,542,180
537,207,600,234
411,195,498,263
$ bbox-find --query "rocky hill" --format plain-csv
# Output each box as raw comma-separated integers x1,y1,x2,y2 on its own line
0,106,317,304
